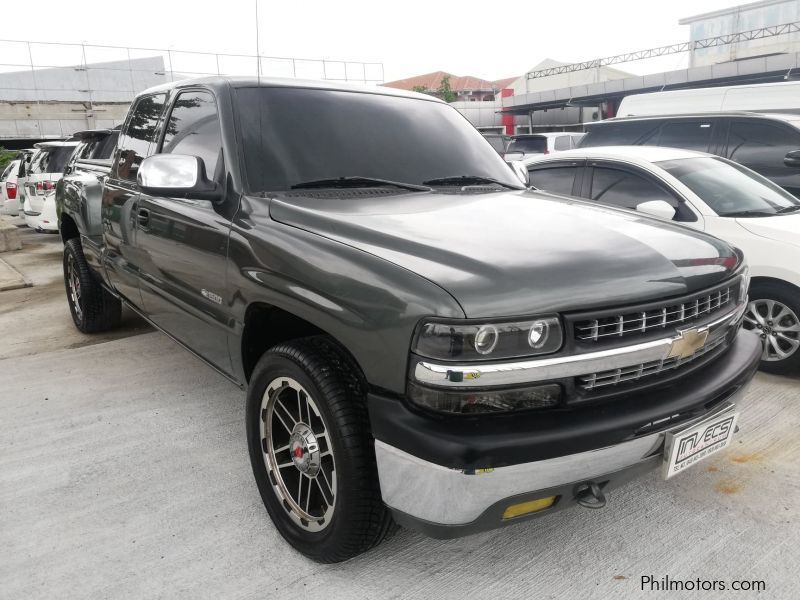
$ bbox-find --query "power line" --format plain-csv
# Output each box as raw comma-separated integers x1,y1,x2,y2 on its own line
527,21,800,80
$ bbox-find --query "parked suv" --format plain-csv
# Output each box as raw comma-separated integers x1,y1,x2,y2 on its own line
23,141,78,231
59,76,759,562
579,112,800,196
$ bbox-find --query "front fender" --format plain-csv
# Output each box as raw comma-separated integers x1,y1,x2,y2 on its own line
228,210,465,394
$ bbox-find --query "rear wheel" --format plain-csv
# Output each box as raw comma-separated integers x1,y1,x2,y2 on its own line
743,282,800,375
63,238,121,333
245,336,394,562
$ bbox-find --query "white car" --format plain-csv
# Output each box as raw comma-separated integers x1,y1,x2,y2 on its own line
523,146,800,374
0,159,21,216
23,141,78,232
503,132,584,161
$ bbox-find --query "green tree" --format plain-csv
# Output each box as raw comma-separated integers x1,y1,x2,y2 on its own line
437,75,457,103
0,147,18,171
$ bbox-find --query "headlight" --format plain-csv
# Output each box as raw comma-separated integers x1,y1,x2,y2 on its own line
412,315,563,361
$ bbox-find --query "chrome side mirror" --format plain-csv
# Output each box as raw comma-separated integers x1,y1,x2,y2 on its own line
636,200,676,220
137,154,220,201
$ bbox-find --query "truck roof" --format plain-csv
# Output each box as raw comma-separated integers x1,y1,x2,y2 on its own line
586,111,800,126
136,75,444,104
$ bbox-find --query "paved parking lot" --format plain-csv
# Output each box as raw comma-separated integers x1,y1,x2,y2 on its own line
1,223,799,599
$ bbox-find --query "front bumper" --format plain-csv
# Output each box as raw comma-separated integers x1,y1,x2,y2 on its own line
370,329,761,538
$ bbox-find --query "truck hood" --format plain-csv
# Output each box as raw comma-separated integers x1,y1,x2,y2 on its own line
270,190,739,318
735,213,800,248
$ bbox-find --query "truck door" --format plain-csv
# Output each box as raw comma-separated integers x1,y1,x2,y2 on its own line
102,93,168,307
135,89,234,375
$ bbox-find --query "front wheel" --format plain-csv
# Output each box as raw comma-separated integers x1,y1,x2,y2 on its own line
743,282,800,375
245,336,394,562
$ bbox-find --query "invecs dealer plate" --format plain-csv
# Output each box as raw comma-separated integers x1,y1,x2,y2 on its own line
662,411,739,479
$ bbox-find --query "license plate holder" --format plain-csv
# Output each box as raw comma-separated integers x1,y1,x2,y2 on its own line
662,410,739,479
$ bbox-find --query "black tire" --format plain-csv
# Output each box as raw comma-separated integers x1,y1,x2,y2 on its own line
245,336,395,563
63,238,121,333
746,282,800,375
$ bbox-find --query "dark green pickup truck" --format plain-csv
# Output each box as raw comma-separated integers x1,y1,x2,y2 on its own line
58,76,760,563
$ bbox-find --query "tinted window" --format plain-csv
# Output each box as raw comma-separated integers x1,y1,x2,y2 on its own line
31,146,76,175
161,91,222,179
507,136,547,154
728,121,800,167
554,136,571,151
590,166,680,212
658,121,713,152
116,93,167,181
658,157,800,217
528,166,577,195
579,121,660,147
1,162,14,180
90,131,120,160
236,88,522,193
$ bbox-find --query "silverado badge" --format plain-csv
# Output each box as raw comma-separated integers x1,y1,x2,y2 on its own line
668,327,709,360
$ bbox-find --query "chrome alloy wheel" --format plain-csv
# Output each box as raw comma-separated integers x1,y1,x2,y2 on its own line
260,377,336,531
66,252,83,322
744,299,800,362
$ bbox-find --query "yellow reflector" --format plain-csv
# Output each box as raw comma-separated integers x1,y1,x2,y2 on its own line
502,496,556,520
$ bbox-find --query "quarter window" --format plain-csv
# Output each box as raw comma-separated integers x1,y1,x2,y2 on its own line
116,93,167,181
161,91,222,180
554,136,571,151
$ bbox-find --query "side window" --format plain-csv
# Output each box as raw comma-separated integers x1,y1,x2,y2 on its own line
728,121,800,167
590,166,678,211
580,121,659,147
554,136,571,151
116,93,167,181
90,131,120,160
528,166,578,196
658,121,713,152
160,91,222,180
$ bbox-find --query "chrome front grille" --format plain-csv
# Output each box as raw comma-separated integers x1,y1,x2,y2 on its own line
578,335,727,391
574,286,733,343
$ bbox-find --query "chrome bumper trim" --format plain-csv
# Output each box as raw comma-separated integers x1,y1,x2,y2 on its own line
375,384,750,526
413,301,746,388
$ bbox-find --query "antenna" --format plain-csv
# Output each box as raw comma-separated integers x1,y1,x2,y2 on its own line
255,0,261,83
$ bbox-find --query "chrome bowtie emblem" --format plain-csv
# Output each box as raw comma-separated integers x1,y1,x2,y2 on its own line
668,327,709,359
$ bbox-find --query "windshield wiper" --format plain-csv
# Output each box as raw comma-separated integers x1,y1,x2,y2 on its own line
422,175,520,189
290,176,431,192
776,205,800,214
721,210,778,218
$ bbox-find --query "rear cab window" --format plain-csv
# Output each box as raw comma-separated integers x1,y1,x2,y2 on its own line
507,136,547,154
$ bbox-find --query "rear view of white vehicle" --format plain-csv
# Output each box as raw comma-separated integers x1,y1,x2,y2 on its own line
23,141,77,232
504,133,584,160
0,159,22,216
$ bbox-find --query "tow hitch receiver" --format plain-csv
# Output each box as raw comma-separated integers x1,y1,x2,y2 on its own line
576,481,607,509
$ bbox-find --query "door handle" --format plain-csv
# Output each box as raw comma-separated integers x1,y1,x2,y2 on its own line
137,208,150,227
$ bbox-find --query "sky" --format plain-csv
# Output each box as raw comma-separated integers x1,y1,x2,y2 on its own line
5,0,746,83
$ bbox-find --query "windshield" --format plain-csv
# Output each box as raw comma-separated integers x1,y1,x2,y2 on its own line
236,87,522,193
31,146,76,175
506,137,547,154
657,156,800,217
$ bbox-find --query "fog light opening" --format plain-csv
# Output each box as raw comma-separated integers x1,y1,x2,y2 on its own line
502,496,557,520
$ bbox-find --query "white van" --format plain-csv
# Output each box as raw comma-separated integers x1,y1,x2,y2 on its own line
617,81,800,118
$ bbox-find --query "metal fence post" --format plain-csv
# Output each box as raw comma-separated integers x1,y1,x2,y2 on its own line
27,42,40,104
126,47,137,100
